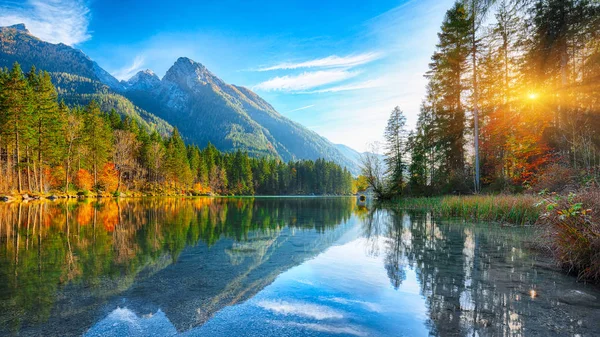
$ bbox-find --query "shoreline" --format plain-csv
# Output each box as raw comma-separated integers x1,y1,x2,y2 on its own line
0,192,358,202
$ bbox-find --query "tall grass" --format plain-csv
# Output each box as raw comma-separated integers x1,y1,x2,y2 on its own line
393,194,540,225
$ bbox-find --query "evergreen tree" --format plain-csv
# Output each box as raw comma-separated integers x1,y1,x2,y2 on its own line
428,2,472,192
384,106,409,195
82,100,113,188
0,63,32,192
164,128,192,189
63,102,82,192
28,69,65,192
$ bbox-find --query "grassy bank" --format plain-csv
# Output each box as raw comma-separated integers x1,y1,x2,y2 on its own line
392,194,540,225
392,192,600,282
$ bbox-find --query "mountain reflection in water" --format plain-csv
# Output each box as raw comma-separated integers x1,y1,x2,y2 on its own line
0,197,598,337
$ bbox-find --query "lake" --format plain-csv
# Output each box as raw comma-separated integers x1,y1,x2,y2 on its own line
0,197,599,336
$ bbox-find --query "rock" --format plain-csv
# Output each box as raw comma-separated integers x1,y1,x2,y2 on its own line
22,193,31,200
558,290,599,307
47,195,58,200
0,195,14,202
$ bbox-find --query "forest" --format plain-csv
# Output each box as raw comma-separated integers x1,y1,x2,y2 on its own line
0,63,354,197
367,0,600,198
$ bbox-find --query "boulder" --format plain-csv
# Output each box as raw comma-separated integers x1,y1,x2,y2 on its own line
558,289,599,307
0,195,14,202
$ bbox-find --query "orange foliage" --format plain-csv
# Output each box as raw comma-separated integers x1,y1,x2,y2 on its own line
76,202,93,225
193,182,211,194
48,166,65,189
100,163,120,192
75,169,93,190
99,202,119,232
481,104,553,187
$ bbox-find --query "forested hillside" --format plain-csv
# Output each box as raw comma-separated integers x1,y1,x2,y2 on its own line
0,24,174,137
0,63,353,196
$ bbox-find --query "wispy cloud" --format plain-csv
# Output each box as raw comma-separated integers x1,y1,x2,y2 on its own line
321,297,384,313
0,0,91,45
256,300,344,320
300,79,384,94
257,52,383,71
112,56,146,81
254,70,359,92
285,104,315,113
268,320,368,337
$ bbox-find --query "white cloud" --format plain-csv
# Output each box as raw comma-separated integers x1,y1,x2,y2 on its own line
112,56,146,81
256,300,344,320
254,70,359,92
0,0,91,46
257,52,383,71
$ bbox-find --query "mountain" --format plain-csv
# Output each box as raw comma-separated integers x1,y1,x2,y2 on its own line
0,24,122,89
335,143,364,166
122,57,358,172
0,24,172,135
123,69,160,91
335,143,387,172
0,24,359,174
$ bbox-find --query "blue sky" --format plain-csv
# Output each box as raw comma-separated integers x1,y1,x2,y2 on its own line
0,0,454,152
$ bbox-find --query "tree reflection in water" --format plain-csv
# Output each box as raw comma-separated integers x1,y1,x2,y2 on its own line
0,197,354,335
1,199,599,337
360,206,600,337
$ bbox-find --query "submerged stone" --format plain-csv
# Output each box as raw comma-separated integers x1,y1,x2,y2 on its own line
558,290,598,307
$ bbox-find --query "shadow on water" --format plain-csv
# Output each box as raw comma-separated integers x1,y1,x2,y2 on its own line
0,198,599,336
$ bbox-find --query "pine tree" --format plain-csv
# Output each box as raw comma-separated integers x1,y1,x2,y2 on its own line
82,100,113,188
28,69,65,193
63,102,82,193
428,2,472,192
0,63,32,193
384,106,408,195
164,128,192,189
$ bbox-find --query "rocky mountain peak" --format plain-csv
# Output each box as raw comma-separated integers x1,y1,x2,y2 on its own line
125,69,160,90
5,24,29,33
163,57,221,87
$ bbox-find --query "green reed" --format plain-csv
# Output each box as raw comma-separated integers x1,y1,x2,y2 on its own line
392,194,540,225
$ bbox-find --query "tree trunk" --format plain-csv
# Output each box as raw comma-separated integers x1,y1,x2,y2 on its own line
93,162,97,190
65,143,72,193
117,169,122,193
38,121,43,194
472,1,480,193
15,119,22,193
26,146,32,192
